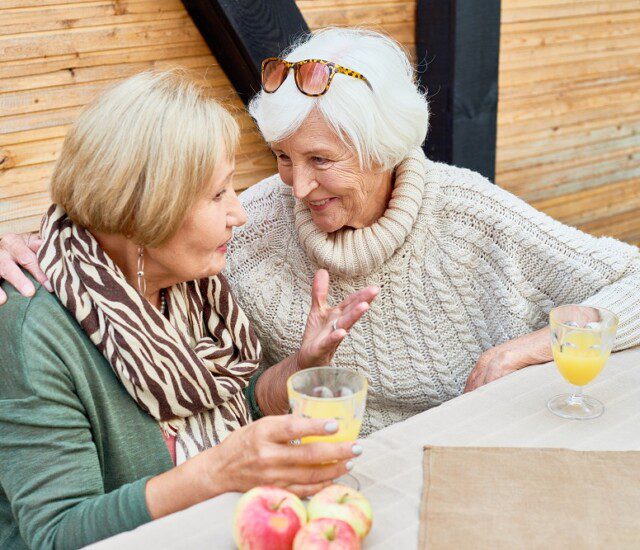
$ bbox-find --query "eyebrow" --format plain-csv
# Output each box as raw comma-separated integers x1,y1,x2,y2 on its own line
305,149,335,157
271,147,335,157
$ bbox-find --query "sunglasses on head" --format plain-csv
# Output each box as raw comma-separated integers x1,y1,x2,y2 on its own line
261,57,372,97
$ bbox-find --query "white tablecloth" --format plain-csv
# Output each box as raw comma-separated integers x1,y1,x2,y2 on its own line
88,347,640,549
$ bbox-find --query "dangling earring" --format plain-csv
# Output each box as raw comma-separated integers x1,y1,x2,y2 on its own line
137,246,167,315
137,246,146,296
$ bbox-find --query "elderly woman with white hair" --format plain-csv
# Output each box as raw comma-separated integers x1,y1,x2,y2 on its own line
3,28,640,438
229,27,640,433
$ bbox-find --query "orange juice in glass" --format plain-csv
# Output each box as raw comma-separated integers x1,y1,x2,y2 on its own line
287,367,367,444
553,331,609,386
548,305,618,419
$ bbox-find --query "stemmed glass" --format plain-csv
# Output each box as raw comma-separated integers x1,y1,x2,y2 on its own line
548,305,618,420
287,367,367,488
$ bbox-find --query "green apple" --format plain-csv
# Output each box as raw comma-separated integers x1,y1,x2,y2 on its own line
307,484,373,539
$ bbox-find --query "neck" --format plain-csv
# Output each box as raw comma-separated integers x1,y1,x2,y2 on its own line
350,169,394,228
91,231,167,310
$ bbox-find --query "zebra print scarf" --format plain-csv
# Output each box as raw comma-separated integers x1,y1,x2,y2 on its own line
39,205,261,464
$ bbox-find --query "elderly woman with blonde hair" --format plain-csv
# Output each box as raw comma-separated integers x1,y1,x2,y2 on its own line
3,28,640,438
0,71,376,549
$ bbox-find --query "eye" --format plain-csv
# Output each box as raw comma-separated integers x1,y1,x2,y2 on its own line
312,156,330,165
277,153,291,163
213,189,226,202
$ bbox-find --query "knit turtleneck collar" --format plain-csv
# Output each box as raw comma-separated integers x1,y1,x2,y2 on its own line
294,147,429,277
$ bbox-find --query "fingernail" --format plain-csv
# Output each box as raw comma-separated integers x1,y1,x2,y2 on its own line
324,421,339,433
346,461,354,471
351,444,363,456
44,280,53,292
22,285,35,297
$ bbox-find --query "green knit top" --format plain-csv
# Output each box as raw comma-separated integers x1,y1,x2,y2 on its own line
0,277,174,549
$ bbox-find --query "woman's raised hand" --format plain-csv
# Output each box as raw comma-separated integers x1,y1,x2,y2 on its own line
0,232,51,305
207,415,363,498
298,269,379,370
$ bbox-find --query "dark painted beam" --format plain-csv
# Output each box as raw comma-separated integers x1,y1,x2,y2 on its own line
416,0,502,181
181,0,309,104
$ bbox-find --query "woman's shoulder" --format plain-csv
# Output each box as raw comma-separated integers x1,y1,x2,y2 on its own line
0,275,92,399
0,275,65,337
425,160,538,223
426,161,639,260
426,160,498,201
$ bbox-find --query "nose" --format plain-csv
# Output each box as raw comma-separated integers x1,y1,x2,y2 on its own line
291,165,318,200
228,191,248,228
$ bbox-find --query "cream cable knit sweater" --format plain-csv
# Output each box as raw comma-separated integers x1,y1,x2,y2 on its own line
226,148,640,435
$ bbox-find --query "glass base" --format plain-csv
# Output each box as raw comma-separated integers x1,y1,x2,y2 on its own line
547,393,604,420
335,473,361,491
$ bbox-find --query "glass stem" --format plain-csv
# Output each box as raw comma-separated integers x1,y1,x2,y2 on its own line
570,385,584,405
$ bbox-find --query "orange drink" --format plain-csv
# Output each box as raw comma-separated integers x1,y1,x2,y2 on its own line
548,305,618,420
287,367,367,444
552,331,610,386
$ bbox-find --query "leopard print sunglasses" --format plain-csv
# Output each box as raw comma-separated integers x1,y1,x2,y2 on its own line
261,57,372,97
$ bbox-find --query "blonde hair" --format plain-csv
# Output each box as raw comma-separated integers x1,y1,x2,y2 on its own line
51,69,239,247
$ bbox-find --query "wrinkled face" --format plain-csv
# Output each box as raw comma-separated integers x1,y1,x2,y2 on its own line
146,155,247,282
272,110,391,233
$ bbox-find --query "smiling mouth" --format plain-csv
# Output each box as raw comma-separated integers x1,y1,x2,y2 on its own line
309,198,333,206
307,197,337,211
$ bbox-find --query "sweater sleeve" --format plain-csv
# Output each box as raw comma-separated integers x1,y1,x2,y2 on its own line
578,257,640,349
442,169,640,350
0,292,152,549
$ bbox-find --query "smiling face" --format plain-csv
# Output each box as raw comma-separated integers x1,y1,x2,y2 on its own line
272,110,394,233
144,154,247,283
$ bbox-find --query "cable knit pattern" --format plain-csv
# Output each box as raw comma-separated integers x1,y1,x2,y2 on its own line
226,147,640,435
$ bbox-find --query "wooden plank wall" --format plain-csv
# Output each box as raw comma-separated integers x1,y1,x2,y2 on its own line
496,0,640,246
1,0,638,247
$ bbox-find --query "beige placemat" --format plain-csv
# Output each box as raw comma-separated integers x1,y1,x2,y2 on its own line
419,446,640,549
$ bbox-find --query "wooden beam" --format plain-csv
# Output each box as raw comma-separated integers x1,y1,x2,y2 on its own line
416,0,501,181
181,0,309,104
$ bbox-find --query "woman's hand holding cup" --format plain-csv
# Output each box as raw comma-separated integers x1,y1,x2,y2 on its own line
206,415,363,498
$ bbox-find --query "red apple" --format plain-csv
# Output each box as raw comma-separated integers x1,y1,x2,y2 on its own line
233,486,307,550
307,484,373,540
293,518,360,550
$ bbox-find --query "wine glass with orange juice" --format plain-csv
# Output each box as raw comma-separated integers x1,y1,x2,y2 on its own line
287,367,367,487
548,305,618,419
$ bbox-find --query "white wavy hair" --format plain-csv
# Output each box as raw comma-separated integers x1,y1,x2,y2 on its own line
248,28,429,170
